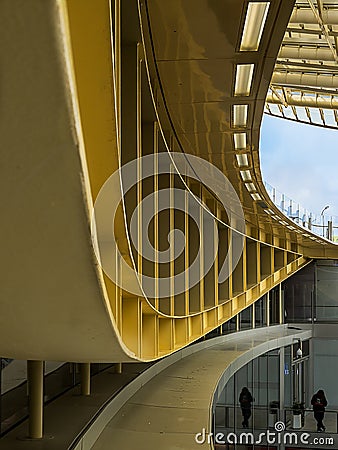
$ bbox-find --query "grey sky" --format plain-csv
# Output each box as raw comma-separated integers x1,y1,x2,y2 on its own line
260,115,338,220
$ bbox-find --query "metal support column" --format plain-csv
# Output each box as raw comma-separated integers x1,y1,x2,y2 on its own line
266,292,270,327
279,284,284,324
27,360,44,439
328,220,333,240
308,338,314,407
115,363,122,374
279,347,285,450
236,314,240,331
80,363,91,396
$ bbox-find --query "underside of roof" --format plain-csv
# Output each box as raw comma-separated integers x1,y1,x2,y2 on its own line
266,0,338,129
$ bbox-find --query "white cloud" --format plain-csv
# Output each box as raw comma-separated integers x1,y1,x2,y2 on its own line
260,115,338,218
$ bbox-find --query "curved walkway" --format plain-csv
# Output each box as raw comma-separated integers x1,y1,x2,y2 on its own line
89,325,311,450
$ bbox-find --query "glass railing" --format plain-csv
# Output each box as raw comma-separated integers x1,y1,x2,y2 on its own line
213,405,338,447
264,181,338,242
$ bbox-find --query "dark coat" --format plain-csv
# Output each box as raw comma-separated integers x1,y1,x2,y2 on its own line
311,391,327,412
239,389,253,408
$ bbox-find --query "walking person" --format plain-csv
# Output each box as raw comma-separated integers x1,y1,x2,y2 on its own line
311,389,327,432
239,387,253,428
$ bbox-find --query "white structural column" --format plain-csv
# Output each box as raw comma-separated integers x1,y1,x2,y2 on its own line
27,360,44,439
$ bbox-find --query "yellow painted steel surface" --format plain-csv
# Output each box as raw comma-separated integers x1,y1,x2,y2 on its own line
0,0,337,362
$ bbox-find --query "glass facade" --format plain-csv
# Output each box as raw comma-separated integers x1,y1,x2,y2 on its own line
313,339,338,407
269,287,280,326
283,264,314,323
215,349,282,434
240,306,253,330
213,341,312,450
284,260,338,323
222,316,237,334
316,263,338,320
255,296,267,328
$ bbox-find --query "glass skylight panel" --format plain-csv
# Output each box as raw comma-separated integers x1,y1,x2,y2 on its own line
245,182,256,192
283,106,294,119
233,132,247,149
309,107,321,124
234,64,255,96
295,106,309,123
324,109,335,127
251,193,262,201
233,104,248,127
240,170,252,182
269,103,283,116
240,2,270,51
236,153,249,167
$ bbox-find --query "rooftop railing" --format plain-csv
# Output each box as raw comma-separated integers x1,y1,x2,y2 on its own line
264,181,338,242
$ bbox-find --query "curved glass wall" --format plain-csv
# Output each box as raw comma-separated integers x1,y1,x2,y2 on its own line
214,349,282,435
211,341,332,450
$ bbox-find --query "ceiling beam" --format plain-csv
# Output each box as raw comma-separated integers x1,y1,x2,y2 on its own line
267,91,338,109
290,7,338,25
305,0,338,62
272,71,338,89
286,26,338,37
270,83,338,96
279,45,335,61
276,59,338,73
